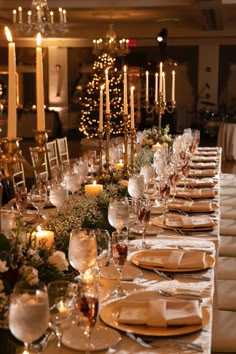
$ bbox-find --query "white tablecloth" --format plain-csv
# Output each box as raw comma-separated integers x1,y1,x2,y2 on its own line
217,122,236,160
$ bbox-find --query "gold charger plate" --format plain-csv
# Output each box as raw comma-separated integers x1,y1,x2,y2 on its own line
100,290,210,337
129,224,163,236
130,249,215,272
152,215,217,232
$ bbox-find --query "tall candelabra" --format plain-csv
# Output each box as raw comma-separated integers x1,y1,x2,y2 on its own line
145,94,176,130
123,114,129,178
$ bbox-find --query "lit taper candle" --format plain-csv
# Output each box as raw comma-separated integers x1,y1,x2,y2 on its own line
36,33,45,131
159,62,163,95
105,68,110,114
130,86,135,129
99,85,104,131
123,65,128,115
145,70,149,102
5,26,17,139
154,72,158,103
172,70,176,102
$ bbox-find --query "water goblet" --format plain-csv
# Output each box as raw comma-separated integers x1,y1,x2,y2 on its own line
49,182,68,212
30,183,48,219
77,280,99,354
111,230,128,297
108,196,130,235
136,198,151,249
128,174,145,201
159,177,171,223
68,228,97,280
94,229,111,277
64,170,82,198
15,186,28,216
48,280,74,348
9,281,49,354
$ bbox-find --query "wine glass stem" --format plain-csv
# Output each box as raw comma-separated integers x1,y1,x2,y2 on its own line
56,332,63,348
117,267,123,290
23,342,30,354
85,333,91,354
141,226,146,247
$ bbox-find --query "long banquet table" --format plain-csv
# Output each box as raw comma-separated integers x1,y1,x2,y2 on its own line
42,146,221,354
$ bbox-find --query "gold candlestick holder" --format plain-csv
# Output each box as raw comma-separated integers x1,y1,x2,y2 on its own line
123,113,129,179
34,130,50,152
0,137,22,179
129,128,136,175
105,113,111,171
145,95,176,130
98,130,104,177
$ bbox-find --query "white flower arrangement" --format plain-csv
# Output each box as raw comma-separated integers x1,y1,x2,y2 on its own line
142,124,172,147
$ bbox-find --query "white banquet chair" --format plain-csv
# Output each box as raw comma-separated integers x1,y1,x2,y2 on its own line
12,159,26,194
29,147,49,183
56,137,70,165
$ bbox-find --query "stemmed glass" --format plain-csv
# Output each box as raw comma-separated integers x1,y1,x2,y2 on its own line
128,174,145,201
48,280,74,348
15,186,28,216
9,281,49,354
108,196,130,235
111,230,128,297
159,176,171,223
77,280,99,354
68,228,97,280
30,183,48,219
136,198,151,249
64,168,83,198
94,229,111,277
49,182,68,212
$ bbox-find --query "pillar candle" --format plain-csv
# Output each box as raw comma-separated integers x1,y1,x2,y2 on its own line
172,70,176,101
84,181,103,196
130,86,135,129
36,33,45,131
99,85,104,132
162,72,166,103
145,71,149,102
5,27,17,139
154,72,158,103
159,62,163,95
123,65,128,115
105,68,110,114
32,226,54,249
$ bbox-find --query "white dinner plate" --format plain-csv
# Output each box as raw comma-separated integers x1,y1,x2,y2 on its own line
62,324,121,351
100,290,210,337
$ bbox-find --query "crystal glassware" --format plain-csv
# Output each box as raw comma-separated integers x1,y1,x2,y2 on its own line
77,280,99,354
68,228,97,279
94,229,111,276
9,281,49,354
136,198,151,249
48,280,74,348
111,230,128,297
108,196,130,235
30,183,48,218
49,182,68,211
15,186,28,215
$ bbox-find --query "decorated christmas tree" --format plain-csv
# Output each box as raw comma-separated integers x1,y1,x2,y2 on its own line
77,53,124,139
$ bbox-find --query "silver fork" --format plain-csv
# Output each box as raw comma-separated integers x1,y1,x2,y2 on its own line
125,332,204,352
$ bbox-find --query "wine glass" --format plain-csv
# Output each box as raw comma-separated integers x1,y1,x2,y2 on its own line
48,280,74,348
159,176,171,223
111,230,128,297
94,229,111,277
108,196,130,235
15,186,28,216
68,228,97,280
9,281,49,354
30,183,48,218
77,280,99,354
64,170,83,198
136,198,151,249
49,182,68,211
128,174,145,200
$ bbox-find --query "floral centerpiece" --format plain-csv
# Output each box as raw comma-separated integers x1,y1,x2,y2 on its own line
142,124,173,147
46,183,127,253
0,219,74,328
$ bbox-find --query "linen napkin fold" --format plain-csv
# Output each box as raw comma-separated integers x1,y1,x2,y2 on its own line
177,178,215,188
189,169,216,177
165,214,215,229
136,249,206,269
190,162,217,169
168,199,214,212
175,188,216,199
118,299,202,327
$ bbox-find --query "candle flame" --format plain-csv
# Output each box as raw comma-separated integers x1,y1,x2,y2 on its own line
36,32,42,47
100,84,104,91
92,180,97,185
36,225,42,232
131,86,135,93
124,65,127,72
5,27,13,42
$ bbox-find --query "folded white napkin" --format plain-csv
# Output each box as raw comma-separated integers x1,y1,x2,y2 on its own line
168,199,214,212
136,249,206,269
190,162,217,169
175,188,216,199
165,214,215,229
192,156,217,162
189,169,216,177
118,299,202,327
177,178,215,188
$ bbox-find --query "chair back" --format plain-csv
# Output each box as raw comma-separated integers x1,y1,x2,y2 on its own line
56,137,69,164
46,140,59,176
12,159,26,195
29,147,49,183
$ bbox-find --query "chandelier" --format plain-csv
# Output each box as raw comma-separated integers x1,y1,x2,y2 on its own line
93,24,129,57
12,0,69,37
